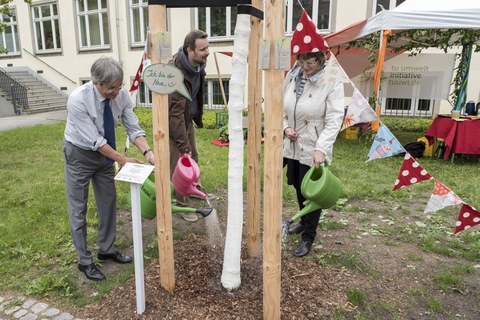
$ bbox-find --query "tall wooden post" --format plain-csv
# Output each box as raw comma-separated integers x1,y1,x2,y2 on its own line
246,0,264,257
263,0,284,318
148,4,175,292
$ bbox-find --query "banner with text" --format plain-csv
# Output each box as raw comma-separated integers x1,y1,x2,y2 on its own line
378,53,455,100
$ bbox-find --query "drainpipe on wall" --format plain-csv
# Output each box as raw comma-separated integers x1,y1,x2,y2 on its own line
114,0,123,67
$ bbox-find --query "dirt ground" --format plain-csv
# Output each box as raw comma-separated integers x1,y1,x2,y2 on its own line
76,189,480,319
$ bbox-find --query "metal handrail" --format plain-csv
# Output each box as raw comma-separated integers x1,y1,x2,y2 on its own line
0,68,28,113
23,48,76,84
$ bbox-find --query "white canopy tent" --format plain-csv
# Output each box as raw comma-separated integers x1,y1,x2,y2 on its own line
326,0,480,47
325,0,480,121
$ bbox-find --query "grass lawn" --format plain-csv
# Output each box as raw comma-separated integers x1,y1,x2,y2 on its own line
0,112,479,308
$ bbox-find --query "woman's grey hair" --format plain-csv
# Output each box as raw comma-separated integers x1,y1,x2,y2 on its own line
90,57,124,85
296,51,327,67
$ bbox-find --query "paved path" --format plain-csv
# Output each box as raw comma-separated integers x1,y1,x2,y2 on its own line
0,110,67,132
0,294,82,320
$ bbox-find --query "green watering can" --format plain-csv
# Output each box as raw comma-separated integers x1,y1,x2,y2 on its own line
128,174,213,220
289,161,342,223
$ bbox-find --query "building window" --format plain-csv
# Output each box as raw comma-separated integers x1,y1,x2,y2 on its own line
195,7,237,39
137,80,152,106
286,0,331,35
0,8,20,55
204,78,229,110
76,0,110,50
373,0,406,14
129,0,148,47
383,97,433,117
31,2,61,53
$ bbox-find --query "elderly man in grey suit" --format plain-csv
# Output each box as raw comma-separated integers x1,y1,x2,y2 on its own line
63,57,154,281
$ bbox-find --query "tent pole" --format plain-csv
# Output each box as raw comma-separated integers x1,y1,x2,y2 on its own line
371,29,391,132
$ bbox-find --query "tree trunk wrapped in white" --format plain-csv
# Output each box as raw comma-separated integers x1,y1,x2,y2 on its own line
221,12,251,291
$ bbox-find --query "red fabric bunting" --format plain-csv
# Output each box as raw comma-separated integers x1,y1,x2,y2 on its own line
129,50,147,93
393,152,433,190
455,204,480,233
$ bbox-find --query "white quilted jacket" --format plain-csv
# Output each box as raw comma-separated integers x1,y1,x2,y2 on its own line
283,66,345,165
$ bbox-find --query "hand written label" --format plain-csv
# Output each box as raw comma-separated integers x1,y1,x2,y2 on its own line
142,63,192,100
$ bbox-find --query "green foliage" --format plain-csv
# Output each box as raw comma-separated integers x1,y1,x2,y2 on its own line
202,109,218,129
133,108,222,130
316,250,367,272
1,1,32,34
426,298,445,313
347,288,366,306
133,106,153,128
380,116,433,133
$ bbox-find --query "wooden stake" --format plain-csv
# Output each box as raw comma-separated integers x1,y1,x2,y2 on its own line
263,0,284,319
213,52,229,109
246,0,263,258
148,4,175,292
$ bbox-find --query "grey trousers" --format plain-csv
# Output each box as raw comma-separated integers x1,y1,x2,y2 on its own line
63,140,117,265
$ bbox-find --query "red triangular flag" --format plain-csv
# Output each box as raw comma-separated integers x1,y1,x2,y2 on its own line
393,152,433,190
455,204,480,233
129,47,147,93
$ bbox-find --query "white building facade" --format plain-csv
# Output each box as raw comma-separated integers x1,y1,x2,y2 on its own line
1,0,478,116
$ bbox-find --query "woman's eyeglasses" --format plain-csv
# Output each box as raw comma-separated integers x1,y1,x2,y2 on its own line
297,59,318,66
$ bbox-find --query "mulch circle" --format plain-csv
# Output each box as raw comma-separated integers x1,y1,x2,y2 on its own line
78,235,351,319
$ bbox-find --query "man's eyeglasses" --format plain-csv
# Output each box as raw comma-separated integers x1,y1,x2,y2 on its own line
297,59,318,66
103,84,124,93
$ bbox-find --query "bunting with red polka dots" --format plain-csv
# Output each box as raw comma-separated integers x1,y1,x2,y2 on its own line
455,204,480,234
392,152,433,190
424,179,463,213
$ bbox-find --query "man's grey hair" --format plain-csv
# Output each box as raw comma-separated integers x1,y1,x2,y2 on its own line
183,29,208,53
90,57,124,85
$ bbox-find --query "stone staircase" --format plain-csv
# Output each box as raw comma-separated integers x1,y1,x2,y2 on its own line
3,70,68,114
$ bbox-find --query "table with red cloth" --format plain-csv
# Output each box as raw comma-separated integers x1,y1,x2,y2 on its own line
425,116,480,160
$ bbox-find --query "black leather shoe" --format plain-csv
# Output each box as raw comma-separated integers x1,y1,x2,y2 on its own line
288,223,305,235
78,263,106,281
293,241,312,257
98,251,132,264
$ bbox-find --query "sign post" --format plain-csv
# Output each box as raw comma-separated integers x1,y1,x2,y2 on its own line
114,163,155,315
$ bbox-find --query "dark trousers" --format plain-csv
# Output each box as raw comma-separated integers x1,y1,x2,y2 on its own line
285,158,322,243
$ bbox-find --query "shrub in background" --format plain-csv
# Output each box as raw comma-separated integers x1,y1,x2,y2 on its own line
134,107,218,130
134,107,433,133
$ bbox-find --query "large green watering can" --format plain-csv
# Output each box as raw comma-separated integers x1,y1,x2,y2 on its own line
289,161,342,223
128,174,213,220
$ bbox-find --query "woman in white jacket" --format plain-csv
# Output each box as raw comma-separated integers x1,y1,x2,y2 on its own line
283,50,345,257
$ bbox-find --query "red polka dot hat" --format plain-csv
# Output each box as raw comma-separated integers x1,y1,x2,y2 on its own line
291,10,329,55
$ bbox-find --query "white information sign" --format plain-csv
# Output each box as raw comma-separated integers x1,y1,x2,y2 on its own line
114,162,154,315
114,163,154,185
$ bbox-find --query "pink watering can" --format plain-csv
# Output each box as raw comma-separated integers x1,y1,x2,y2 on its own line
172,154,207,198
